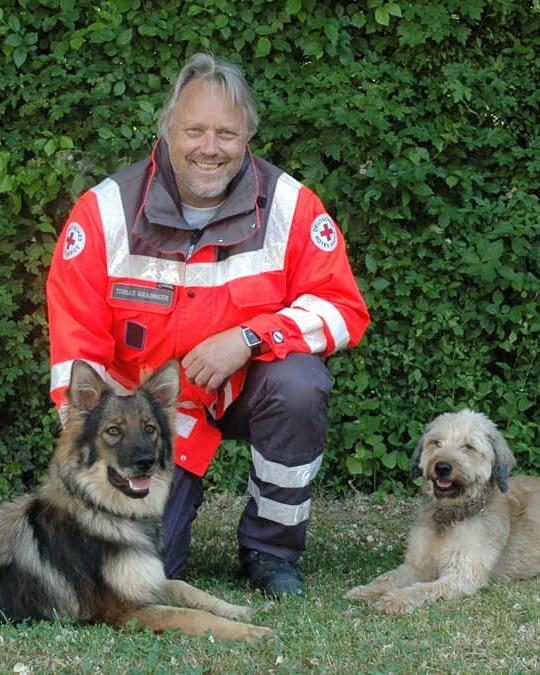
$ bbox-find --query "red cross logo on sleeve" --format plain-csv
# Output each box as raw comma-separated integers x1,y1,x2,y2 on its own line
63,222,86,260
310,214,338,252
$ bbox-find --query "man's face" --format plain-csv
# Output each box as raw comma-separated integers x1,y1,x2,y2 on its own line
167,78,248,208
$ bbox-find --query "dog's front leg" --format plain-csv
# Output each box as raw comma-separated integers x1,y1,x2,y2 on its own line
119,605,274,643
161,579,254,622
373,570,488,613
345,563,420,601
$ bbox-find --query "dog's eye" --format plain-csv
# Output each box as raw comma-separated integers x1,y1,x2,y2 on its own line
464,444,475,453
144,424,157,435
106,426,121,436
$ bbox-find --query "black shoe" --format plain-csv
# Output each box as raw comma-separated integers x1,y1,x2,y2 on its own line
239,547,304,598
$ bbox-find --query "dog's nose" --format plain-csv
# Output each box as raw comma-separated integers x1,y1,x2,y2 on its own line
131,448,156,474
435,462,452,477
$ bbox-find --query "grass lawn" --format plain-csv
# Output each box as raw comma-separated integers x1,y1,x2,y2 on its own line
2,492,539,674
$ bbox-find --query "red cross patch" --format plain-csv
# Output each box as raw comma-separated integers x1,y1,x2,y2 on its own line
63,222,86,260
310,214,338,252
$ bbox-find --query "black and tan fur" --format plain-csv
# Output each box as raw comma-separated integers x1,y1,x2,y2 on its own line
0,360,272,642
346,410,540,613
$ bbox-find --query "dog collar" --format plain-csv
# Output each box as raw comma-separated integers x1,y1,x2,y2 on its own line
431,494,488,525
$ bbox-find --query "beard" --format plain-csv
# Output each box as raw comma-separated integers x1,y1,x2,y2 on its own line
170,150,245,206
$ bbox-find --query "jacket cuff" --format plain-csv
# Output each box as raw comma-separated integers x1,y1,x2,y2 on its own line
243,314,310,360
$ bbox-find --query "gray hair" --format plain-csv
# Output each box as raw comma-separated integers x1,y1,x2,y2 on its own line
158,53,259,140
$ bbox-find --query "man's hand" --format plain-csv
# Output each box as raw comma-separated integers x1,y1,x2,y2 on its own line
182,327,252,392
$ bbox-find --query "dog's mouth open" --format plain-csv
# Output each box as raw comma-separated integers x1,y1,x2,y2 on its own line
432,478,461,498
107,466,152,499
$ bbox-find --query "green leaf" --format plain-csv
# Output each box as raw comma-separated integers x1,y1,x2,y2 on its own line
13,47,27,68
0,152,10,175
365,254,378,273
374,6,390,26
215,15,228,29
187,4,205,16
255,37,271,58
5,33,22,47
24,32,38,46
346,456,366,476
324,23,339,44
43,140,57,156
285,0,302,14
97,127,114,139
70,34,85,50
372,278,390,291
59,136,74,149
350,12,366,28
0,175,14,193
117,28,133,45
381,451,397,469
482,240,504,262
8,15,21,32
410,182,433,197
445,175,459,188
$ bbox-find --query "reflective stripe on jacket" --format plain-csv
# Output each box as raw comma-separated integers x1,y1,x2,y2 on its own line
46,141,370,475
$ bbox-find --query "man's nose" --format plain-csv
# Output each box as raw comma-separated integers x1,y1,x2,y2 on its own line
199,131,218,155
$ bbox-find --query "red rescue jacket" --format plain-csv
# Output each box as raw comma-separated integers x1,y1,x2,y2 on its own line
47,141,370,475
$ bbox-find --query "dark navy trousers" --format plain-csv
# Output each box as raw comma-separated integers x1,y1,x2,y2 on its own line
161,353,332,579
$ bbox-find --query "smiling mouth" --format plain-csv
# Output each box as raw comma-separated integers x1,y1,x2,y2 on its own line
193,160,225,171
432,478,461,497
107,466,152,499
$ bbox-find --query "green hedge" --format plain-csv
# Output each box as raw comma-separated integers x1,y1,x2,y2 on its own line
1,0,538,499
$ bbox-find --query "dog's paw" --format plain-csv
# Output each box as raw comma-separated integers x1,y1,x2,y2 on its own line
344,584,385,601
373,590,418,614
222,604,253,622
243,624,276,644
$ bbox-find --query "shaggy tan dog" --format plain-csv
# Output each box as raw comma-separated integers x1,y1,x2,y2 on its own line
345,409,540,613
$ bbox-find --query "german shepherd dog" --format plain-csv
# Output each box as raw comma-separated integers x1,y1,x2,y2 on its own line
0,360,272,642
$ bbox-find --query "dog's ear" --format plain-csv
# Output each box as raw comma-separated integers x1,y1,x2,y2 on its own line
68,360,110,411
410,437,424,479
490,428,516,492
142,360,179,410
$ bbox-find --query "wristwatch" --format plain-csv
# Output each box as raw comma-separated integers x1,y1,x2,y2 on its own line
241,326,263,357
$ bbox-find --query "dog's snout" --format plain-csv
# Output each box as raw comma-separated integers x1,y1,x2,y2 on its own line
435,462,452,477
131,447,156,474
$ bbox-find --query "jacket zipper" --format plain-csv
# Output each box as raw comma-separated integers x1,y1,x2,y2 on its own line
186,230,203,261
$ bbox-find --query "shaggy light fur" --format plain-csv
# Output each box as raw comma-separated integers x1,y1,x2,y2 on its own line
345,409,540,613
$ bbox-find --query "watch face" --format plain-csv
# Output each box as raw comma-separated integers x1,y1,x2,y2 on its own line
242,327,262,348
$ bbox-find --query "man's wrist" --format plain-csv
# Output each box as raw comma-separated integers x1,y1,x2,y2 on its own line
240,326,263,357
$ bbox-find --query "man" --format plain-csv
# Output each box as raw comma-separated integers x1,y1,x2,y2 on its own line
47,53,370,597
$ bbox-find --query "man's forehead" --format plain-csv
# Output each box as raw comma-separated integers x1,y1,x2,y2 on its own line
176,79,243,115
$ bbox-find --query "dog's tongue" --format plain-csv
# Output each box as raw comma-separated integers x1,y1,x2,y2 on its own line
436,480,453,489
129,476,151,492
